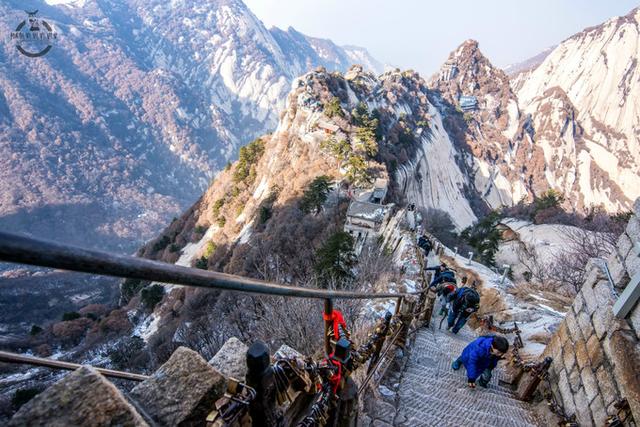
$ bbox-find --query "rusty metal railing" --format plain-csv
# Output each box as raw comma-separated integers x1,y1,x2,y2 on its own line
0,351,148,381
0,226,435,427
0,231,418,300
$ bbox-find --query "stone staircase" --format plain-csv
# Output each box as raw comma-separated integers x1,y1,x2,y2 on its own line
363,237,543,427
391,313,542,427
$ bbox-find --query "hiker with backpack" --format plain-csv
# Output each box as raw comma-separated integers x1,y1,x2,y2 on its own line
452,335,509,388
417,234,433,257
425,263,455,288
446,286,480,334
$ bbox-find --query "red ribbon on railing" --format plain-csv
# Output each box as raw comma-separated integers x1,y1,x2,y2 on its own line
323,309,348,340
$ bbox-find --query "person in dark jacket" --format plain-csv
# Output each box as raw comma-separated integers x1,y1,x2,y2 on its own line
451,335,509,388
417,235,433,257
446,287,480,333
425,263,455,287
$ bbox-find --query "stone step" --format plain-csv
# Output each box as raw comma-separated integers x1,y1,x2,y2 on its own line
395,405,498,427
397,392,537,427
391,325,542,426
397,375,535,420
397,386,539,427
401,369,518,400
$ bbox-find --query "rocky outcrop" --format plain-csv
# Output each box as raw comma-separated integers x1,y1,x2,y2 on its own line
542,198,640,425
427,8,640,215
209,336,249,380
8,366,148,427
131,346,227,426
7,341,245,426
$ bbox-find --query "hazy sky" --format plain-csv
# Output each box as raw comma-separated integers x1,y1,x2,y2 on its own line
244,0,639,75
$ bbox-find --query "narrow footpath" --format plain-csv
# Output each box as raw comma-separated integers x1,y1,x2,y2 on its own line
388,234,542,426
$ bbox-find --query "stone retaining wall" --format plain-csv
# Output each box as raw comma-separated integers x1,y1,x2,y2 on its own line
542,199,640,426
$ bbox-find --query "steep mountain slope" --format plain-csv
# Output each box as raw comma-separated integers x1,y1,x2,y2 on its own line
513,7,640,211
127,65,485,357
145,64,484,271
429,8,640,213
428,40,533,209
0,0,381,251
503,46,554,77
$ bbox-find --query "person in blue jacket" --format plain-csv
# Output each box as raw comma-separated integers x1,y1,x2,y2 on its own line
446,287,480,333
452,335,509,388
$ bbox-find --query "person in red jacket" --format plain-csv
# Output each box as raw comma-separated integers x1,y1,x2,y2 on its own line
451,335,509,388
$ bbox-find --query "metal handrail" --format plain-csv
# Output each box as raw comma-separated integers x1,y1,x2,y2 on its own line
0,213,434,422
0,351,149,382
357,324,404,394
0,232,419,300
595,257,620,298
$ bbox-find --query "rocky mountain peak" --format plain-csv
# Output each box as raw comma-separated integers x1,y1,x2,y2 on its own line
454,38,480,55
512,5,640,211
429,39,516,120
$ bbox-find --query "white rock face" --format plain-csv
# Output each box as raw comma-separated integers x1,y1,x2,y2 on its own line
429,8,640,215
396,105,477,229
513,7,640,210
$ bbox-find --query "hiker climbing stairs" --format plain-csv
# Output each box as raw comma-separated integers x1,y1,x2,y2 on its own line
386,231,541,427
393,322,541,426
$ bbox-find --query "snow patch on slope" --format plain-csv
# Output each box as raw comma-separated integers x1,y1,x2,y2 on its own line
442,243,564,358
176,225,218,267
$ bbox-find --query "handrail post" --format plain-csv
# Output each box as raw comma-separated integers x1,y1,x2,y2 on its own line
421,286,437,325
394,297,403,316
397,300,414,350
517,357,553,401
246,341,283,427
324,298,334,355
367,312,392,373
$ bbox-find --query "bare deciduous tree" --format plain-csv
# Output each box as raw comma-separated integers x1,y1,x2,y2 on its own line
515,242,548,284
548,225,616,294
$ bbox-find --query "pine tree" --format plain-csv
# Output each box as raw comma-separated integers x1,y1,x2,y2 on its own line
324,97,344,118
460,211,503,266
314,231,356,287
299,176,333,214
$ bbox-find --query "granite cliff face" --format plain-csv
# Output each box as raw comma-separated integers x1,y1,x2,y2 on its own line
428,8,640,214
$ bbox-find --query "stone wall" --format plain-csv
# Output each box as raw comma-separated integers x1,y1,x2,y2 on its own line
542,199,640,426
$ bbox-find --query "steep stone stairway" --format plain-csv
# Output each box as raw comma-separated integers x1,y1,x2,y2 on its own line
393,321,541,427
386,242,542,427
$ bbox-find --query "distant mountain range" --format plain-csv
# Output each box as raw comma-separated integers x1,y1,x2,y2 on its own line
503,46,555,76
0,0,382,251
144,7,640,277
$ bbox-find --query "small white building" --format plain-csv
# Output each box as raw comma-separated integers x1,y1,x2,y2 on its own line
459,95,478,111
371,178,388,204
344,200,392,254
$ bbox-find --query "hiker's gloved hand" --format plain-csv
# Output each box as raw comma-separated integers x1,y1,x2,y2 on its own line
468,380,476,389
